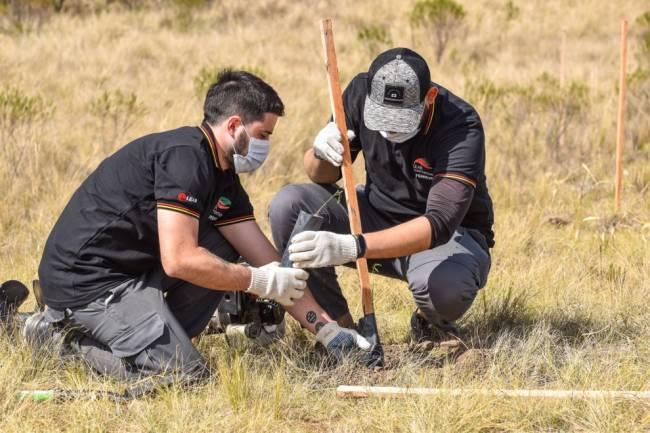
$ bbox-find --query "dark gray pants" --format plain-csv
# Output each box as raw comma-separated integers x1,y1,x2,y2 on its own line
49,227,239,382
269,183,491,324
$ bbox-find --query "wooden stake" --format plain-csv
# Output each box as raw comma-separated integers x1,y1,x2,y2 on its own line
560,32,566,88
614,19,628,213
320,19,375,316
336,385,650,400
558,32,566,149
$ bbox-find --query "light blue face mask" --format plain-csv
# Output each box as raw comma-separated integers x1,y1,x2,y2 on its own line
379,127,420,143
233,126,270,173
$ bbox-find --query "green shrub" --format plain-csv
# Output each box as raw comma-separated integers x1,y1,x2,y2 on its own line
158,0,211,32
0,86,46,129
0,86,48,175
626,68,650,152
89,89,146,151
503,0,520,22
409,0,466,63
357,24,392,57
193,66,267,99
465,74,590,169
635,11,650,67
0,0,54,33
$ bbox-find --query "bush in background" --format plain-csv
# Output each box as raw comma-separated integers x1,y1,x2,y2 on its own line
0,86,49,176
193,66,267,99
89,89,146,152
466,73,590,173
357,24,392,58
409,0,466,63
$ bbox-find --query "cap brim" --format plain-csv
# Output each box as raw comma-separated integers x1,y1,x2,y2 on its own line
363,96,424,133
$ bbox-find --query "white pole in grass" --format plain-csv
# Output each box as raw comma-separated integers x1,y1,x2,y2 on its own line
614,19,628,213
336,385,650,400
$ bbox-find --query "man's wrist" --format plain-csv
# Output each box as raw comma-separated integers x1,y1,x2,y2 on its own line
313,148,325,161
244,266,259,292
353,234,367,258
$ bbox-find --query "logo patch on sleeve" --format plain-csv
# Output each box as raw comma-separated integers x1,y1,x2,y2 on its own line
209,196,232,221
217,197,232,210
177,192,198,203
413,158,433,181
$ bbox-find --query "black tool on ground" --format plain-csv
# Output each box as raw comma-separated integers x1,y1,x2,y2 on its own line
207,291,285,344
358,313,384,367
207,210,324,347
0,280,29,324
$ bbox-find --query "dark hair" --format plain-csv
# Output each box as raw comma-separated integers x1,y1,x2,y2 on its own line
203,69,284,124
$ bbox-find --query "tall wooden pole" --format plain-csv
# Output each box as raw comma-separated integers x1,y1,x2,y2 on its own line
614,19,628,213
320,19,374,316
558,32,566,149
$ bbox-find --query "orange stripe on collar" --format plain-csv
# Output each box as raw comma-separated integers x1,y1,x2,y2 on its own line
422,102,435,135
199,123,220,169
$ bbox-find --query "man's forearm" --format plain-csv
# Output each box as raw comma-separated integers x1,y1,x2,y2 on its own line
363,216,432,259
168,246,251,291
218,220,339,334
303,149,340,184
363,178,474,259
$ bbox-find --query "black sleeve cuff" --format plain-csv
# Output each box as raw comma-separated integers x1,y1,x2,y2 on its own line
422,214,437,249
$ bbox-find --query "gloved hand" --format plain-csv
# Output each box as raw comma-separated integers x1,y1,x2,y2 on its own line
288,231,358,268
246,262,309,307
315,322,371,360
313,122,356,167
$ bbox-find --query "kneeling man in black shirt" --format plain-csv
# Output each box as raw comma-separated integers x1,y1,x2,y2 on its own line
270,48,494,339
35,70,370,382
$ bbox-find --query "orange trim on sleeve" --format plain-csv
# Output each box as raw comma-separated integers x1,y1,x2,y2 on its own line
157,201,201,219
434,172,477,188
213,214,256,227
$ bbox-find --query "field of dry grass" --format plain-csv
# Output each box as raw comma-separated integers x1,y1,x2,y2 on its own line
1,0,649,431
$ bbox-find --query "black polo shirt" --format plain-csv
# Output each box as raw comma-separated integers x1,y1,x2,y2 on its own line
38,124,255,309
341,73,494,246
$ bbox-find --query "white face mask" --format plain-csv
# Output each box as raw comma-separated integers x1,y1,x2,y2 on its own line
379,127,420,143
232,126,270,173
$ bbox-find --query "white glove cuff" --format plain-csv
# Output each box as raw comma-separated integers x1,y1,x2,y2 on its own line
341,235,359,262
315,322,339,346
246,267,268,294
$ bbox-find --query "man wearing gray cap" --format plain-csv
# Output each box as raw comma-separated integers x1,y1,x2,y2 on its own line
269,48,494,340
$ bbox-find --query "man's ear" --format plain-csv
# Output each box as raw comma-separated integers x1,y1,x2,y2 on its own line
225,116,242,137
425,87,438,106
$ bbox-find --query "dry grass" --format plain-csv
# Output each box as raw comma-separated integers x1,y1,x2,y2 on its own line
1,0,649,431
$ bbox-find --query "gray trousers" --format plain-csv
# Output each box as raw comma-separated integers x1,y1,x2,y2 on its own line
50,227,239,382
269,183,491,324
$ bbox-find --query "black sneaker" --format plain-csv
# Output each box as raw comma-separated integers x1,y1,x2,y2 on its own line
0,280,29,325
410,309,460,343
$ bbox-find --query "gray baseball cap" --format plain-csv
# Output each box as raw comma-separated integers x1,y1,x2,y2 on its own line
363,48,431,133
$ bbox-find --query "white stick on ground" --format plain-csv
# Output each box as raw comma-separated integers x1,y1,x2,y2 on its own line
336,385,650,400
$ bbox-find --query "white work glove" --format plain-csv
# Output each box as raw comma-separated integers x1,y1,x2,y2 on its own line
315,322,371,360
313,122,356,167
246,262,308,307
288,231,358,269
